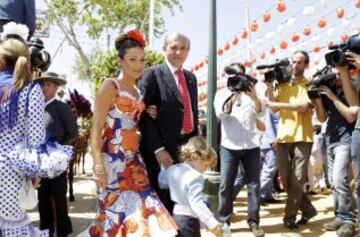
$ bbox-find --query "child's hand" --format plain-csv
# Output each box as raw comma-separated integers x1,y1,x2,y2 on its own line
210,225,223,236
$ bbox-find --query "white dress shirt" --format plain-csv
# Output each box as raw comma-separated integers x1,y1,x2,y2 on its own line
214,88,263,150
158,163,219,229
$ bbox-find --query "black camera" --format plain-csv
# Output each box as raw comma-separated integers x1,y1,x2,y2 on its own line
224,63,257,92
307,66,337,100
256,59,292,83
28,38,51,72
325,35,360,69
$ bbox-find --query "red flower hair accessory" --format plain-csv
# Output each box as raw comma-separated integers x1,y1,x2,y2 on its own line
126,30,146,48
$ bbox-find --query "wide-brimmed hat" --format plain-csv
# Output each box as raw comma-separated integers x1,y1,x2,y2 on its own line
34,71,67,85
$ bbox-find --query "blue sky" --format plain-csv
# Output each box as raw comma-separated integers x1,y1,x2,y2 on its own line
35,0,360,97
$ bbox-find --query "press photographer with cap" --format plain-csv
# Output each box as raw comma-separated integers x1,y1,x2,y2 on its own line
214,62,265,237
34,72,78,237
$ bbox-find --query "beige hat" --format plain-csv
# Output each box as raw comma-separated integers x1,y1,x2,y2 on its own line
34,71,67,85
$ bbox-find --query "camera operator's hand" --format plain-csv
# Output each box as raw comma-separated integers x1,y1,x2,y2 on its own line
320,85,336,101
346,52,360,70
246,85,258,101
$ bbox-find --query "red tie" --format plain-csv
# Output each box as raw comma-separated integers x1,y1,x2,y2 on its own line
175,69,193,134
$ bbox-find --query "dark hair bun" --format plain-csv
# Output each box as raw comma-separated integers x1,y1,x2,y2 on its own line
115,34,128,51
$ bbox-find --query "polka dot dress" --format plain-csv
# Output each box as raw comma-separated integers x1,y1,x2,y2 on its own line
0,83,48,237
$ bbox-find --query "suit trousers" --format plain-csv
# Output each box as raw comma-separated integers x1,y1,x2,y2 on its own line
277,142,317,223
38,172,72,237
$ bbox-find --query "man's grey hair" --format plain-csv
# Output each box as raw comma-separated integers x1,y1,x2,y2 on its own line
163,32,191,51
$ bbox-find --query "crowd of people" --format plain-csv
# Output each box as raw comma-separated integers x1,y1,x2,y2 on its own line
1,2,360,237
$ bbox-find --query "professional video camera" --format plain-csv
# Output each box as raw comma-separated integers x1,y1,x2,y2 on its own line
28,38,51,72
307,65,337,101
325,35,360,69
224,63,257,93
256,59,292,83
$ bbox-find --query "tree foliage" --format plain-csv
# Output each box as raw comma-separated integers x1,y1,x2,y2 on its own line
92,49,164,89
44,0,180,83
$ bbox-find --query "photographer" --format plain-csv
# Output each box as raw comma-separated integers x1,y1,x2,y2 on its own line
214,63,265,237
313,68,356,237
321,51,360,236
265,51,322,230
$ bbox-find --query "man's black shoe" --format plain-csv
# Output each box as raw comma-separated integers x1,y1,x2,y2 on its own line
263,198,282,204
296,211,317,225
284,221,299,230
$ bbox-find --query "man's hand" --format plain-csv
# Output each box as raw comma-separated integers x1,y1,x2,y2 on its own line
210,225,223,237
320,85,336,101
346,52,360,70
246,85,258,101
32,177,41,189
146,105,157,119
264,100,279,110
155,149,173,168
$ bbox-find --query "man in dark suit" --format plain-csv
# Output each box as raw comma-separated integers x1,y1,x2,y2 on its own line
34,72,78,237
139,33,198,213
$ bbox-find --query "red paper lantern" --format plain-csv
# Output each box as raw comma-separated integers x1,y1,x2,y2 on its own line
262,12,271,23
313,46,321,52
336,8,344,18
217,48,224,56
269,46,276,54
317,17,327,28
199,62,204,68
251,21,259,32
276,0,286,12
303,26,312,36
232,36,239,46
279,40,288,49
204,58,208,64
194,65,199,71
241,29,248,39
291,34,300,42
224,42,230,51
356,0,360,8
260,51,266,59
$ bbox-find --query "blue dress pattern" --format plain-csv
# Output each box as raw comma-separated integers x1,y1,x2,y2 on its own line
0,83,72,237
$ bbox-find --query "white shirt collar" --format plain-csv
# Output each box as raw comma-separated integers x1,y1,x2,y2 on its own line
45,97,56,107
165,59,183,74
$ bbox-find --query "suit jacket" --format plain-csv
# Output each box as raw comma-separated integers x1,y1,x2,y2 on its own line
45,100,78,144
139,62,198,162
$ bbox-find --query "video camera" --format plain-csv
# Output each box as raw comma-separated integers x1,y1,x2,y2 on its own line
307,65,337,100
27,38,51,72
325,35,360,69
224,63,257,93
256,59,292,83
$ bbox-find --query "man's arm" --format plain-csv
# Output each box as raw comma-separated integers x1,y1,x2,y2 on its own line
338,66,359,106
267,101,311,112
60,103,78,145
313,98,327,123
320,85,359,123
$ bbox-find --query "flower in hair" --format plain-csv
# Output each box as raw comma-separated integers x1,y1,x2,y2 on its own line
126,30,146,48
1,22,29,41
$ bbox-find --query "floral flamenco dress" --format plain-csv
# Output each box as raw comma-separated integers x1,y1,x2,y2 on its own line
86,87,178,237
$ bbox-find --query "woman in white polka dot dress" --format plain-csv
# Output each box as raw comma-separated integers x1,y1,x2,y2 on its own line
0,36,71,236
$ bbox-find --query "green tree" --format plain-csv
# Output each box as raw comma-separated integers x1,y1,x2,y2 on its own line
92,49,164,89
43,0,181,81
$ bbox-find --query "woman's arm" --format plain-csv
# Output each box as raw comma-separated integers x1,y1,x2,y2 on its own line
91,79,117,191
